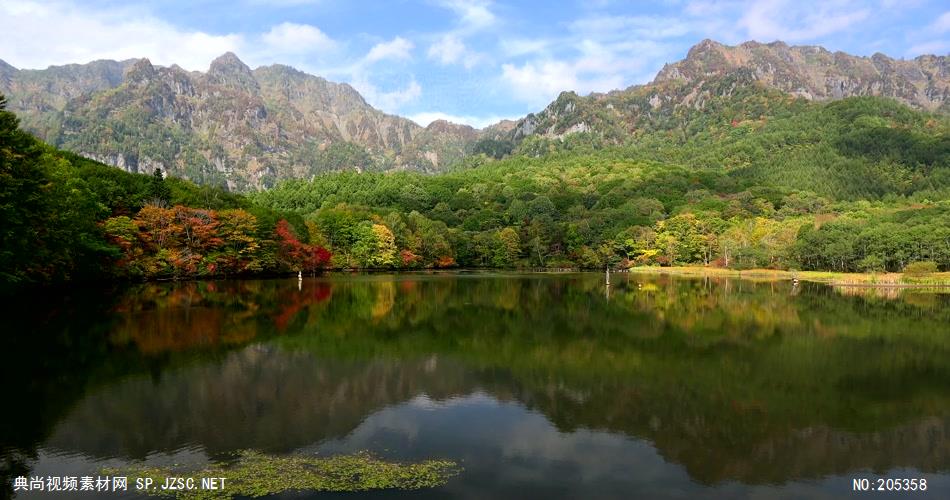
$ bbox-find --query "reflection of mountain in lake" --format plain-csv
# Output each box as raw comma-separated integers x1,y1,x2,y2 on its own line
3,274,950,496
45,349,481,458
46,340,950,485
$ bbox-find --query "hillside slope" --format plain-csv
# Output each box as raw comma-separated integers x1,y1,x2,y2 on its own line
1,39,947,191
0,53,475,189
507,40,949,146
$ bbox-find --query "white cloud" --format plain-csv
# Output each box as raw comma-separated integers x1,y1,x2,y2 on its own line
501,61,577,101
498,37,667,107
425,0,495,69
246,0,322,5
906,40,950,57
499,38,552,57
407,111,515,129
438,0,496,33
501,58,627,107
739,0,870,42
494,5,699,108
927,12,950,35
0,0,242,70
344,37,422,112
0,0,420,114
569,16,693,39
684,0,740,17
905,11,950,56
879,0,925,8
260,22,337,56
351,75,422,112
365,37,414,63
428,35,466,64
0,0,345,72
427,34,485,68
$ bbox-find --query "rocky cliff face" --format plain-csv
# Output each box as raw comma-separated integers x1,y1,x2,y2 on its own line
1,40,947,189
655,40,950,111
505,40,950,145
399,119,479,171
1,59,132,113
0,53,475,189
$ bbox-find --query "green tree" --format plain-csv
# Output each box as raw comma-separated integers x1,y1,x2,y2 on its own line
493,228,521,267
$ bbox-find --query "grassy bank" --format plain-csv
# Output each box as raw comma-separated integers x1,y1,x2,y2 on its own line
626,266,950,287
104,450,460,499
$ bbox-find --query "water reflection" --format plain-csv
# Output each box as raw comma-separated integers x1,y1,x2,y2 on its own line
2,273,949,498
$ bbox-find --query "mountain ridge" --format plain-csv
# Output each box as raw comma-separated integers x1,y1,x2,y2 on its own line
654,39,949,111
501,39,949,146
0,52,476,189
1,39,947,190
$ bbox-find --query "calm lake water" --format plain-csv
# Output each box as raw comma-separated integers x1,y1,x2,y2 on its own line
3,272,950,499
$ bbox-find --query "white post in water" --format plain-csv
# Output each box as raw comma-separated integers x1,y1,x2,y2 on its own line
605,265,610,286
298,270,303,291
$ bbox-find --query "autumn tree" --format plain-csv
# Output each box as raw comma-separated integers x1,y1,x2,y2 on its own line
217,209,261,273
370,224,398,268
493,228,521,267
275,219,310,271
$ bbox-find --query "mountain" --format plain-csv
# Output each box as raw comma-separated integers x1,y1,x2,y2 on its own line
0,53,474,190
655,40,950,111
2,48,948,287
504,39,949,145
1,40,947,190
0,58,133,112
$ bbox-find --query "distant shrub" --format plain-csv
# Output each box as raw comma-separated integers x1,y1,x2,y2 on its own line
903,261,938,276
858,255,885,273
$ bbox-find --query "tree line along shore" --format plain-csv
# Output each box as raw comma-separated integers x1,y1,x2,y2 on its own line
2,94,948,292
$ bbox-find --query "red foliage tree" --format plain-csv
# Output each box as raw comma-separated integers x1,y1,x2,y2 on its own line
275,219,332,273
275,220,308,271
309,246,332,272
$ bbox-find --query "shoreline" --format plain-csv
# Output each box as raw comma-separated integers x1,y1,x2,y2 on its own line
625,266,950,288
6,267,950,295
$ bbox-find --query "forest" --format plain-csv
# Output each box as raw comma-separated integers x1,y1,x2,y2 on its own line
1,92,949,291
252,96,950,274
0,94,328,291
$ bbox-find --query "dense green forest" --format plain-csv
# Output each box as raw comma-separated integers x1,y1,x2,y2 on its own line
1,91,948,291
253,96,950,273
0,94,328,291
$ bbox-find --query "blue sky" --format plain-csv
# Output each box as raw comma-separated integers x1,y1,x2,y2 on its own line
2,0,948,127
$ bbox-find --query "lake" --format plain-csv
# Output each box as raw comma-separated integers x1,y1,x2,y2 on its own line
3,272,949,499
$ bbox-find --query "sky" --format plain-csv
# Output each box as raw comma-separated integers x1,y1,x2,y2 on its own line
1,0,948,128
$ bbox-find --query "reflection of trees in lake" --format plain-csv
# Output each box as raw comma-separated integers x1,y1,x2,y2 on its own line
108,280,334,351
43,340,950,485
270,275,950,483
0,289,123,499
3,274,950,492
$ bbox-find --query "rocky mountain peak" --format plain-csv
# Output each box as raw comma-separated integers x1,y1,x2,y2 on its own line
337,82,368,106
258,63,303,79
0,50,481,188
210,52,250,74
425,119,476,135
125,58,156,86
653,39,950,111
208,52,257,90
0,59,17,90
0,59,17,74
253,63,370,115
687,38,725,58
4,40,948,191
